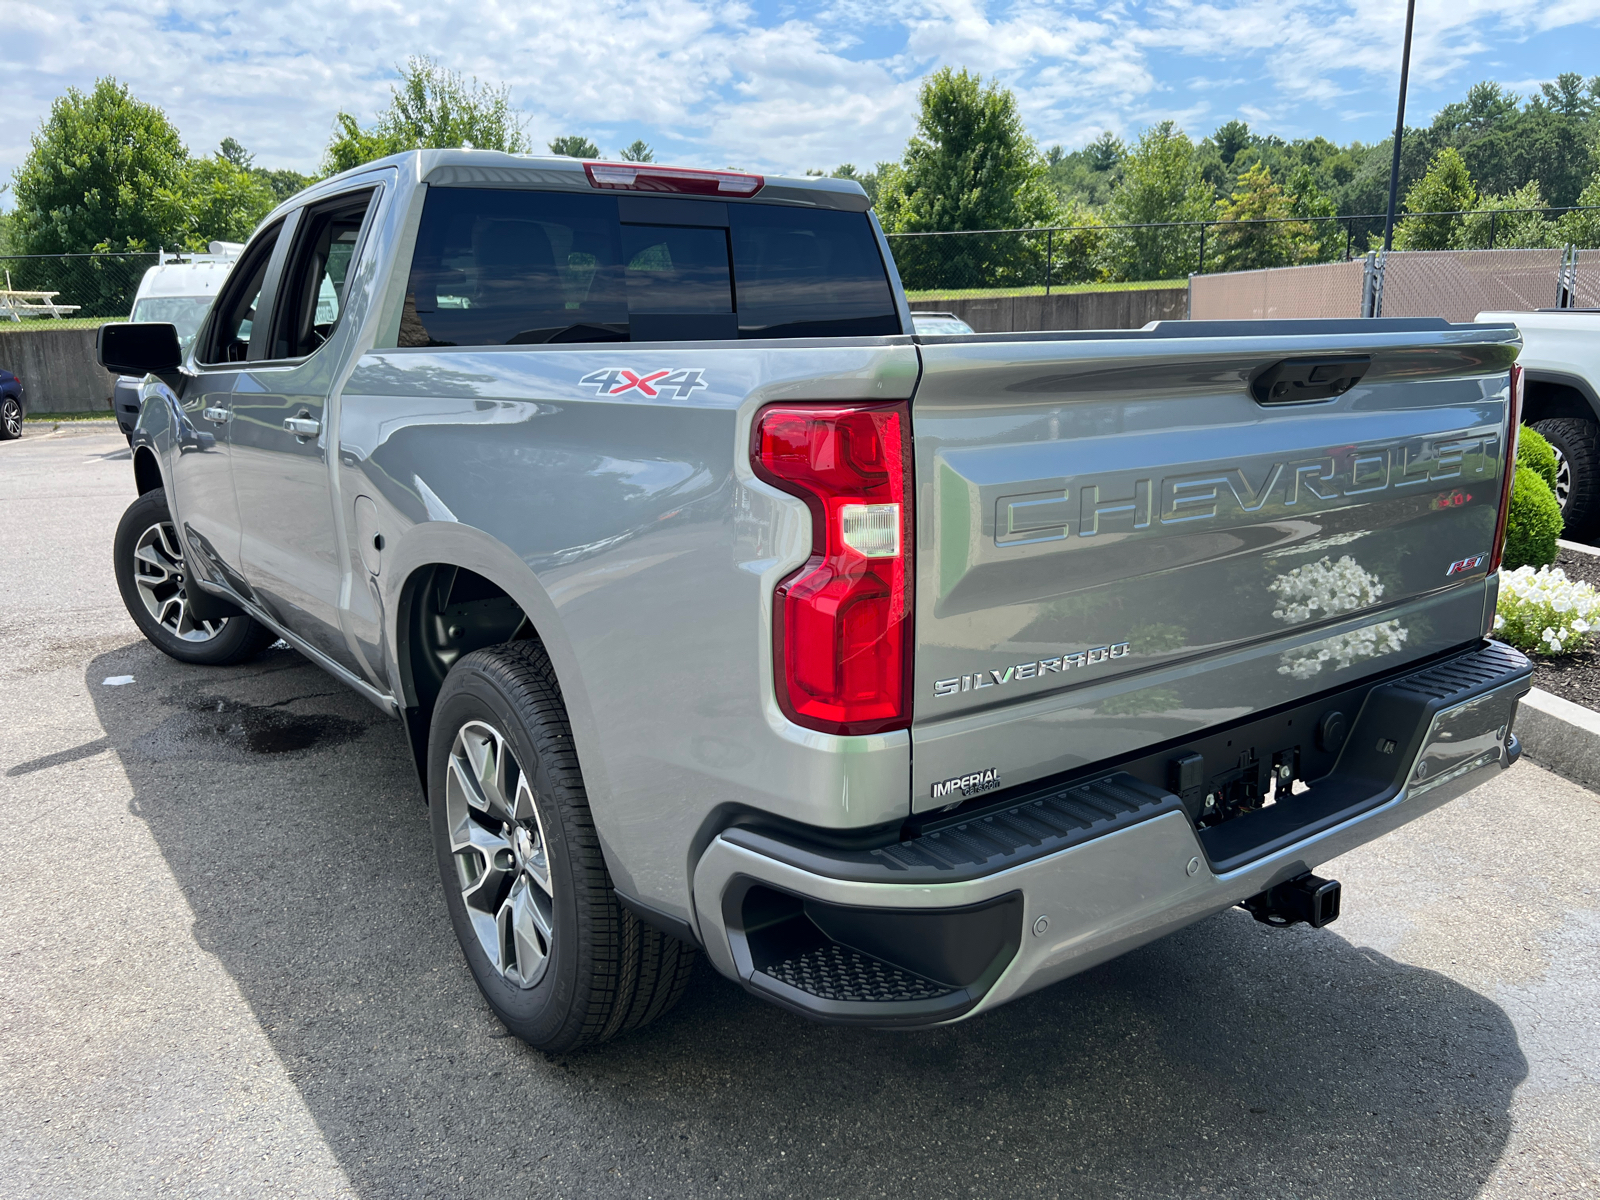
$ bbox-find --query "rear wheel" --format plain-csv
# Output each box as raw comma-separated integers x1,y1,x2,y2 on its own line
113,488,276,665
1531,418,1600,539
0,396,21,440
428,641,697,1052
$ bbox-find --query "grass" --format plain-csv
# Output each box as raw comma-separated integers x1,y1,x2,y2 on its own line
0,316,116,331
24,410,116,422
904,279,1188,300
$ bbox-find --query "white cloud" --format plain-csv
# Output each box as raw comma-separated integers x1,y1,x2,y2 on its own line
1,0,1597,199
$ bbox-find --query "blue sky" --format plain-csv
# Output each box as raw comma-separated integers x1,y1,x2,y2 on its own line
4,0,1600,202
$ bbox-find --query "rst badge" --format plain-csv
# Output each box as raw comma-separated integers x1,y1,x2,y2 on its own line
1446,552,1488,576
580,367,708,400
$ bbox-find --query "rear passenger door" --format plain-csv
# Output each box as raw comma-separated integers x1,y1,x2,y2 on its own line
230,187,379,670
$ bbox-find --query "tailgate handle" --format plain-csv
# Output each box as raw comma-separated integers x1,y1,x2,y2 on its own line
1251,356,1370,405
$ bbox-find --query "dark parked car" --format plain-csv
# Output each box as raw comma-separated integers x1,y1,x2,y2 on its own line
0,368,23,440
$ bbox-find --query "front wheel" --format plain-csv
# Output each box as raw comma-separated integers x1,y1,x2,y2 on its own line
429,641,697,1052
113,488,276,665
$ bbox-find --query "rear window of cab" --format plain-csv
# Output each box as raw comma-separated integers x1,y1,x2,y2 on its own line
398,188,901,347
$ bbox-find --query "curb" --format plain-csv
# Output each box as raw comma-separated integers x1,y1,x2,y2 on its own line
1516,686,1600,789
1559,538,1600,558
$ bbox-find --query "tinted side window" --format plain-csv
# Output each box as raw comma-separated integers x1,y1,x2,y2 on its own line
272,191,374,359
399,188,899,347
730,206,900,338
200,222,282,364
402,189,628,348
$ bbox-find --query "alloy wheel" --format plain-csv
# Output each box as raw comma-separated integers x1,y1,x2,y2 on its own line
2,398,20,439
131,521,228,642
445,719,555,989
1553,443,1572,511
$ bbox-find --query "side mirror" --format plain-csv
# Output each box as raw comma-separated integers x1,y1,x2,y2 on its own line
98,323,183,376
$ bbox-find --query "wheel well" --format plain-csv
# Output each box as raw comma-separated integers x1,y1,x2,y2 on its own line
397,564,538,784
1523,379,1597,426
132,447,163,495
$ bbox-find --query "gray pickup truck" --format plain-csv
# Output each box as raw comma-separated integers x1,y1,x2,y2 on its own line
99,150,1533,1052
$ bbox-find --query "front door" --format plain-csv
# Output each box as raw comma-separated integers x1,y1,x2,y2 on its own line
168,221,286,590
230,189,378,670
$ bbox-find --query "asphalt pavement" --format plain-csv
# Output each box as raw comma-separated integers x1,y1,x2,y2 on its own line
2,425,1597,1199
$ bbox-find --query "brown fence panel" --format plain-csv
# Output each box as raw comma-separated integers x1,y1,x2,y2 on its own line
1379,248,1566,321
1569,249,1600,310
1189,260,1364,320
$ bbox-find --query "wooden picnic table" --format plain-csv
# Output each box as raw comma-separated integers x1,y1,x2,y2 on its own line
0,289,82,321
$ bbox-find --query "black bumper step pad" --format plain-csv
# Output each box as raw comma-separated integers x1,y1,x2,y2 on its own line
760,943,956,1004
724,773,1178,885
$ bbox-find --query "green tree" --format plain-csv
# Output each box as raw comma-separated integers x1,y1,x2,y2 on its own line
1559,168,1600,247
1212,119,1253,168
1392,147,1477,250
1045,132,1123,210
618,139,654,162
877,67,1059,234
1457,181,1560,248
1285,165,1344,261
548,135,600,158
1209,162,1311,271
10,77,188,254
876,68,1060,289
324,57,530,174
1099,121,1213,280
166,152,277,248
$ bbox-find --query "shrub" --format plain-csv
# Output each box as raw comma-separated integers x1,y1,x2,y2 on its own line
1502,463,1562,569
1495,565,1600,654
1518,425,1557,493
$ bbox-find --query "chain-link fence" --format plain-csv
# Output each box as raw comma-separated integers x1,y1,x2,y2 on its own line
1379,248,1570,321
1190,247,1593,321
886,206,1600,296
0,253,158,323
1187,260,1366,320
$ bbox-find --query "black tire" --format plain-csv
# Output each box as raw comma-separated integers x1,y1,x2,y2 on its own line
113,488,276,665
1531,418,1600,539
0,395,21,440
428,641,697,1053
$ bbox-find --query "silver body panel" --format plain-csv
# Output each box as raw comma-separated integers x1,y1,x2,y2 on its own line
126,151,1527,1000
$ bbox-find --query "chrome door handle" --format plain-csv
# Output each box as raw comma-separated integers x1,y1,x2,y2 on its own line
202,406,231,423
284,416,321,437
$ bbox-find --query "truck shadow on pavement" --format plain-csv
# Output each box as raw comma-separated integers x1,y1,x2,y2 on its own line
88,642,1527,1200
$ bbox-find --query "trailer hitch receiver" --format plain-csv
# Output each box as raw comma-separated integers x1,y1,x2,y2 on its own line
1241,873,1342,929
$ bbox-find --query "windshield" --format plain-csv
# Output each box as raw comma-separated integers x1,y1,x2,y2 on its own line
131,296,214,352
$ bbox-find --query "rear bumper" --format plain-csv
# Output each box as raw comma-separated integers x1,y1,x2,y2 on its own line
692,640,1532,1026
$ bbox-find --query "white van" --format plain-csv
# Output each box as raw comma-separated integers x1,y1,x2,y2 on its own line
114,245,241,437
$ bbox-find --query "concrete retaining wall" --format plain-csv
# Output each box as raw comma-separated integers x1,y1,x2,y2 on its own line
909,286,1188,332
0,325,113,414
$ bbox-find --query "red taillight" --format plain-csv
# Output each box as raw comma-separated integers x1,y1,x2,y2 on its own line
753,404,913,735
583,161,763,196
1488,362,1524,575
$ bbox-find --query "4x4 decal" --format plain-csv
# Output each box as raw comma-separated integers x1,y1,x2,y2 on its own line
580,367,709,400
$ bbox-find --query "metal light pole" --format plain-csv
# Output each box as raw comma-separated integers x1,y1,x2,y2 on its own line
1382,0,1418,252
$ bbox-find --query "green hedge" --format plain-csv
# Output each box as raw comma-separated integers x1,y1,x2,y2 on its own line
1503,462,1562,570
1518,425,1558,493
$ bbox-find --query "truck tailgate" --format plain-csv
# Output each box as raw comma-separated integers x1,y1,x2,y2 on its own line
909,320,1520,810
